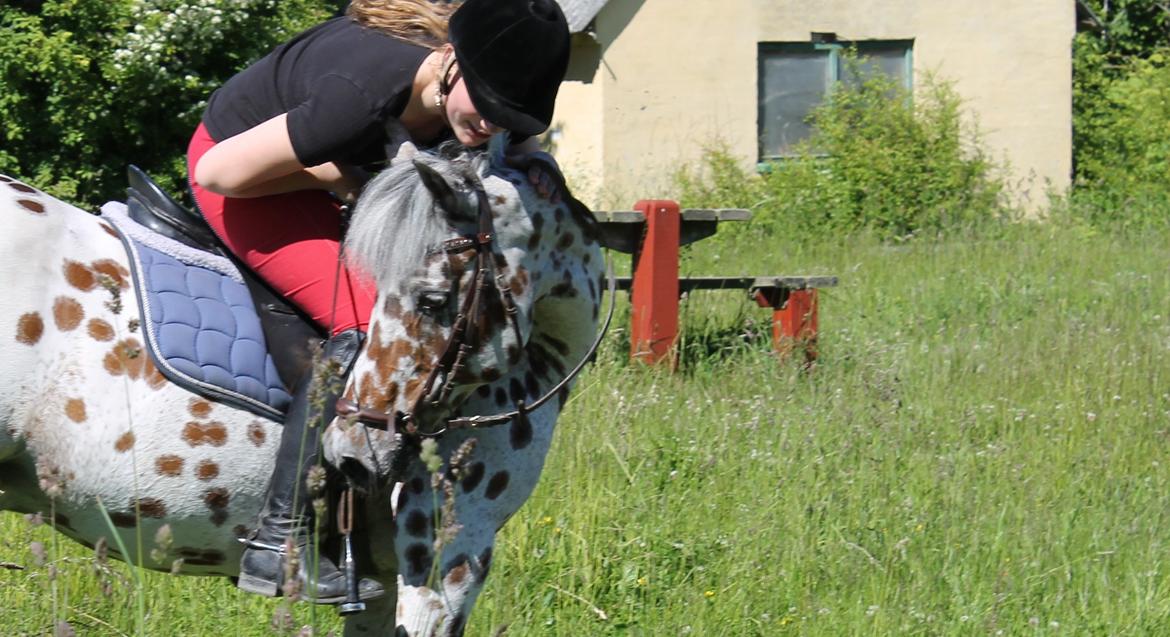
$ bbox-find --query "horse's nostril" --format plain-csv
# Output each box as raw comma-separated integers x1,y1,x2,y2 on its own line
338,457,373,493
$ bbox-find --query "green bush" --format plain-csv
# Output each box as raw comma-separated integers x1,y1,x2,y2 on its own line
1069,1,1170,228
1068,49,1170,228
675,60,1011,241
1076,50,1170,187
0,0,340,208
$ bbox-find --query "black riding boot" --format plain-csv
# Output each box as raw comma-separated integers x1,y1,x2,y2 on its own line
238,329,384,604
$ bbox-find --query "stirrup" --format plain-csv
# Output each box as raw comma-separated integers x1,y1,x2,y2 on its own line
239,536,286,553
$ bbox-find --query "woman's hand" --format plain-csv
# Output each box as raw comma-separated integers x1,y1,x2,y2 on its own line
314,163,369,203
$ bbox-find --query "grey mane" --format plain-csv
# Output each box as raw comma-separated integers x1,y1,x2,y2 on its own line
345,138,503,291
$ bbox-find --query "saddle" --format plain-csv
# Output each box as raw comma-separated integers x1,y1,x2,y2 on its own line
119,165,324,413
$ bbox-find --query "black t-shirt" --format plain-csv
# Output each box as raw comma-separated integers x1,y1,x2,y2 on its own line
201,17,432,168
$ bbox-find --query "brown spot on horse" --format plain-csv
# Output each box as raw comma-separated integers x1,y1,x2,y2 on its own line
136,498,167,518
379,338,417,383
110,512,137,528
382,296,403,320
183,421,227,447
509,267,529,297
8,182,36,194
176,547,226,566
64,398,87,423
195,460,220,481
103,338,146,378
114,432,136,452
155,455,184,477
16,312,44,345
18,199,45,215
90,259,129,289
445,556,470,586
87,318,114,341
53,296,84,331
64,261,96,291
359,372,392,413
188,399,212,419
365,322,385,361
144,361,167,390
247,422,266,446
203,487,230,526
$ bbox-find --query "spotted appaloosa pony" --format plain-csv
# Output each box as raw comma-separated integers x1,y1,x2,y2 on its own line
0,141,604,636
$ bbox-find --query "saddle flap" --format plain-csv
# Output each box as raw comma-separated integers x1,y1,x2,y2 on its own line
126,165,222,251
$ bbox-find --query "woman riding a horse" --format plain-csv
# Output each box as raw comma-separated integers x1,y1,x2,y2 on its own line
188,0,570,604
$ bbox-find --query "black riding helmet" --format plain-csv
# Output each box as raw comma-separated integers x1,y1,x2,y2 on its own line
448,0,570,137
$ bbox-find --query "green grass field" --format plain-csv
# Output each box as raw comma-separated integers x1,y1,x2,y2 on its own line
4,223,1170,635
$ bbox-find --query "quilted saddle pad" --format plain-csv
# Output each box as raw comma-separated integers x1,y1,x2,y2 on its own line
101,202,292,421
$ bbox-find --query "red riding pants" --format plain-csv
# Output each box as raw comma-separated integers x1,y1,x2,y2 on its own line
186,123,375,335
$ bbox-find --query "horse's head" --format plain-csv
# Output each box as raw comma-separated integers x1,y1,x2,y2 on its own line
322,141,604,488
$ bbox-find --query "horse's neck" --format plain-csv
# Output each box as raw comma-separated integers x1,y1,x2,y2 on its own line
488,220,603,407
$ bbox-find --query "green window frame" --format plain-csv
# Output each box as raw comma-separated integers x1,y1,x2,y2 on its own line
758,40,914,161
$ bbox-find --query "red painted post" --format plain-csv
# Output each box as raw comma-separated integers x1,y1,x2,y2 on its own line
629,200,680,366
754,288,820,363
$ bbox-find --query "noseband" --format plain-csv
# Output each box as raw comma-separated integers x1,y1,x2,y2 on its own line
335,170,616,440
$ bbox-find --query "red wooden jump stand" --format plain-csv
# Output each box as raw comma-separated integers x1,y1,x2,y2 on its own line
597,199,831,368
629,200,681,366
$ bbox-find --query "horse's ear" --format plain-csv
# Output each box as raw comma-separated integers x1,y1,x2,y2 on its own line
392,141,419,166
413,159,460,216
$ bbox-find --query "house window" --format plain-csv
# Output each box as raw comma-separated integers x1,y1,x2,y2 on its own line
758,40,914,159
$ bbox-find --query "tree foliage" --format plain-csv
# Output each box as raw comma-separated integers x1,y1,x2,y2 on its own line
1073,0,1170,184
0,0,341,208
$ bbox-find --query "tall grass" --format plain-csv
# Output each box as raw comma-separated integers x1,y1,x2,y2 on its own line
470,222,1170,635
5,222,1168,635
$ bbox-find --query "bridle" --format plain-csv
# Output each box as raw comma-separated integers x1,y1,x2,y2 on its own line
335,170,616,440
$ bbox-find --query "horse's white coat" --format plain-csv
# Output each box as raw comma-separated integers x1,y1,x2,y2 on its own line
0,175,276,571
0,143,603,637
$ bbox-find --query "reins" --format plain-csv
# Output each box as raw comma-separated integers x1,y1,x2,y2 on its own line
334,171,615,440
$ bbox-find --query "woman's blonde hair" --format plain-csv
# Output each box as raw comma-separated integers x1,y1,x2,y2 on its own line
346,0,458,49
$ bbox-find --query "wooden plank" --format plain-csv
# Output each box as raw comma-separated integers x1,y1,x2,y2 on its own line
592,208,752,253
592,210,646,223
681,209,716,221
613,275,839,292
716,208,752,221
749,275,839,290
592,208,751,223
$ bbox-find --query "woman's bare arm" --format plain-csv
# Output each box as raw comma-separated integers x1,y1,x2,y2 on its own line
194,113,365,200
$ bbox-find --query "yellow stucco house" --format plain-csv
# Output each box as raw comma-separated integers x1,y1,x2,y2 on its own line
551,0,1080,211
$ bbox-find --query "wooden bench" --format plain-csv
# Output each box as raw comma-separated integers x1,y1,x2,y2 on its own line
592,200,838,366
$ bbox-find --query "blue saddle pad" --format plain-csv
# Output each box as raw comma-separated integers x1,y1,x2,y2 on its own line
101,202,291,421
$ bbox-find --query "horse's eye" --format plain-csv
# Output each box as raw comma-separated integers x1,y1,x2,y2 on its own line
416,290,449,314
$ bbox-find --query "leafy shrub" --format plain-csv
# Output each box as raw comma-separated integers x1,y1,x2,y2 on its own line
0,0,340,207
1069,1,1170,229
1068,49,1170,228
675,59,1011,241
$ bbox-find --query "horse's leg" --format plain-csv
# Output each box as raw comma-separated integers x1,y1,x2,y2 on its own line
393,411,556,637
342,591,400,637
